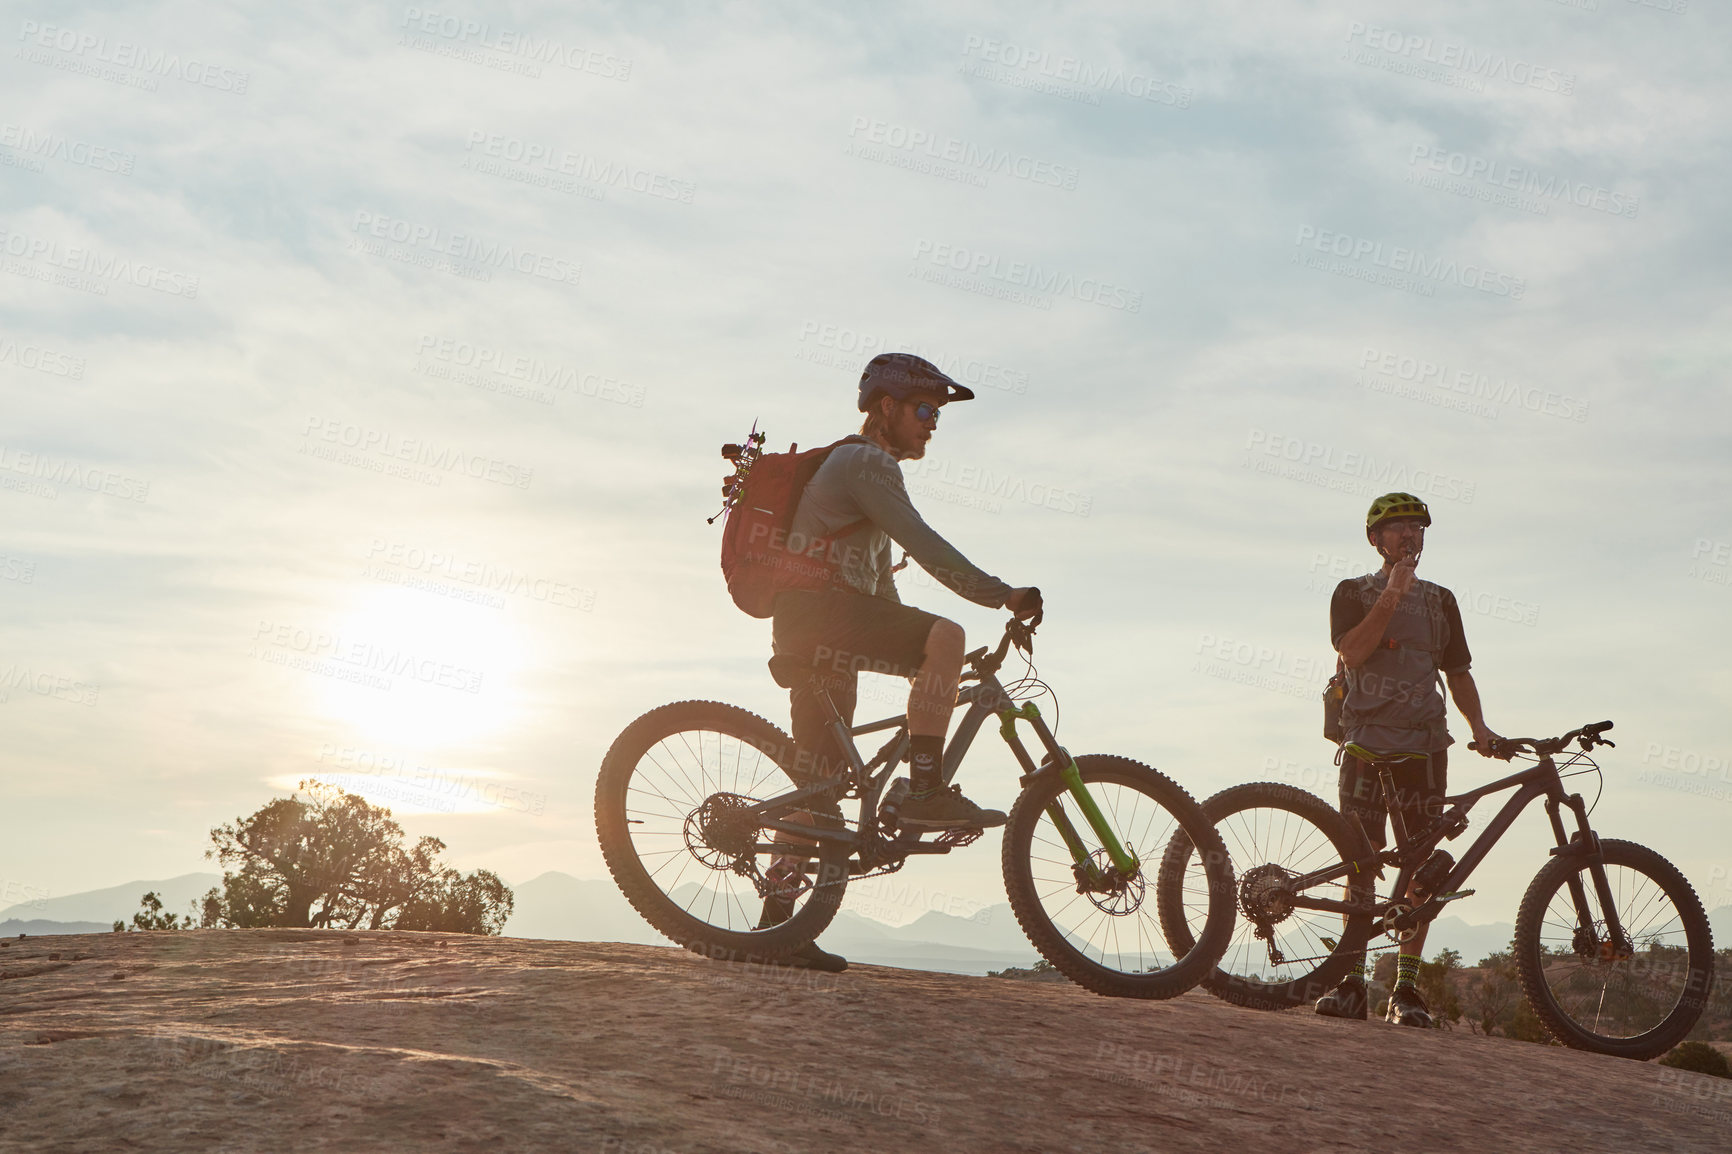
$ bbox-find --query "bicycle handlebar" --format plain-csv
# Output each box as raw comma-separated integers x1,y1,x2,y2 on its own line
1468,720,1614,759
966,589,1043,680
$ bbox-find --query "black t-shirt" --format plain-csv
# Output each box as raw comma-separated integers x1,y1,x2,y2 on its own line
1330,576,1472,673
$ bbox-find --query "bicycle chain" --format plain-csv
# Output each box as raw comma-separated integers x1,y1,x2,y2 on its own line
741,853,908,898
805,829,978,890
1269,940,1400,967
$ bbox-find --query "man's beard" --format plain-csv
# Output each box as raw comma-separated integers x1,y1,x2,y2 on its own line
889,425,927,460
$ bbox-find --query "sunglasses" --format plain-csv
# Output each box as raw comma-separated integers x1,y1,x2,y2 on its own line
912,401,941,423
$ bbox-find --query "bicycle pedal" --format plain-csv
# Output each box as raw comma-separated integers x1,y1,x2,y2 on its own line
933,827,983,848
1434,889,1475,903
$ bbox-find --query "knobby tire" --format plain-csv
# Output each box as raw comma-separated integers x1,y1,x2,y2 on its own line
1001,754,1236,999
1155,782,1376,1011
1513,838,1713,1059
595,700,848,964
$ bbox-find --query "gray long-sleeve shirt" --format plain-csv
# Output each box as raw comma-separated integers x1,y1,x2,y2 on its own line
789,440,1011,608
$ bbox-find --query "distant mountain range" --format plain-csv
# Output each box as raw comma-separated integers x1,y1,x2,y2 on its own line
505,871,1039,974
0,872,220,935
8,872,1726,980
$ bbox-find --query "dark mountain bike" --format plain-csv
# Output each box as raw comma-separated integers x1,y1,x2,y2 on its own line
1155,721,1715,1058
595,612,1237,998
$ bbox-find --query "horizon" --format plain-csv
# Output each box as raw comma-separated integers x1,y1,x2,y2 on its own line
14,864,1732,935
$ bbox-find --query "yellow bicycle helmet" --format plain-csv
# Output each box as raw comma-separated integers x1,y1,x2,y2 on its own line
1365,492,1431,534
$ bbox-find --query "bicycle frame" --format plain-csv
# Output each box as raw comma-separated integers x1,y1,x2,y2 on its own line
1282,749,1630,950
740,630,1140,884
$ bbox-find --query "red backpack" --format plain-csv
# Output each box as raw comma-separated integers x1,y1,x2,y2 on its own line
714,430,870,618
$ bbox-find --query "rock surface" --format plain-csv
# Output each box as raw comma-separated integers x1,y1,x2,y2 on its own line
1,930,1724,1153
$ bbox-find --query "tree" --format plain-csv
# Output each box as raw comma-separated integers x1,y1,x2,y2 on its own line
201,780,514,934
1467,949,1521,1037
111,891,185,932
1417,947,1464,1029
396,868,514,935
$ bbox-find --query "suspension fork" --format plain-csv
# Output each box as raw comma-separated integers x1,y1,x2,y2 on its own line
1545,783,1630,953
999,702,1140,879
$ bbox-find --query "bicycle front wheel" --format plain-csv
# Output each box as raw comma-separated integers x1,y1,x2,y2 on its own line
1513,838,1714,1059
1155,782,1375,1010
595,700,849,963
1001,754,1235,999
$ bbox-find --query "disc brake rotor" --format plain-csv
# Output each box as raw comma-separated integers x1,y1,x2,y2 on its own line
1073,848,1145,915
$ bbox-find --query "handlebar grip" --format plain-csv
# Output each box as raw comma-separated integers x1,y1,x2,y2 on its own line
1586,720,1614,734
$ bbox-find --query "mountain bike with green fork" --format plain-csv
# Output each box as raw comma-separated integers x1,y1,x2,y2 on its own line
595,611,1237,998
1154,721,1715,1058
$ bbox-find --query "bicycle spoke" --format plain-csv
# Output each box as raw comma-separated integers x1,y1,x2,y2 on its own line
1025,782,1176,973
1532,861,1692,1041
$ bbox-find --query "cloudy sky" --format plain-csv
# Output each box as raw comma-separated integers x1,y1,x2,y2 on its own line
3,1,1728,930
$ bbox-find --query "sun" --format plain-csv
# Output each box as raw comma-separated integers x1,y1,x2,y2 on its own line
311,585,526,748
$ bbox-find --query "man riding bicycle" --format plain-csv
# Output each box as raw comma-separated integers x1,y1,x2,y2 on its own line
1315,492,1505,1027
763,352,1038,970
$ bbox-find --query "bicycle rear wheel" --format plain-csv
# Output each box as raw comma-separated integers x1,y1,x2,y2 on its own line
1155,782,1375,1010
1513,838,1714,1059
1001,754,1235,999
595,700,849,962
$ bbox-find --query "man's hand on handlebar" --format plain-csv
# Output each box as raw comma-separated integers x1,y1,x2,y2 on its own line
1470,724,1509,759
1470,721,1614,760
1005,587,1042,620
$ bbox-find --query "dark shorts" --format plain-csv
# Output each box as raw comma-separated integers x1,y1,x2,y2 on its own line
771,589,941,782
771,589,939,681
1338,748,1448,849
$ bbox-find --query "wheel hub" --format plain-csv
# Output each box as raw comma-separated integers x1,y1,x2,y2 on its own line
1239,863,1296,925
1073,848,1145,915
685,792,760,868
1573,923,1632,964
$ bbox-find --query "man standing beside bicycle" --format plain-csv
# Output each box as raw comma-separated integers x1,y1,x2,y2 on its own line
1316,492,1505,1027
